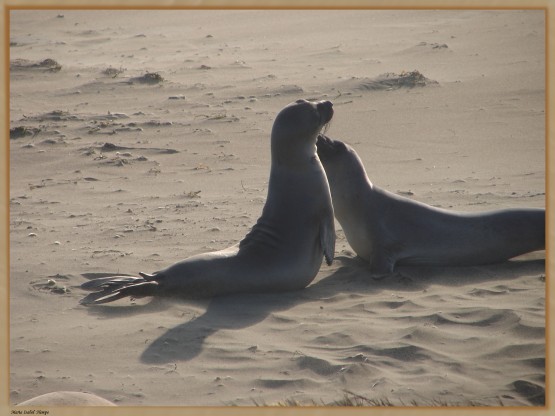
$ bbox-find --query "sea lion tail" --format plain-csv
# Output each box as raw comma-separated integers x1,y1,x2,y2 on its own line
79,275,159,305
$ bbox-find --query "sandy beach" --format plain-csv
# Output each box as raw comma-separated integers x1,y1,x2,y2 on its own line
8,9,548,408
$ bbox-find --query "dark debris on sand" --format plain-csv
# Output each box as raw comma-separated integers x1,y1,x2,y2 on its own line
378,70,436,88
131,72,165,84
10,126,40,140
10,58,62,72
343,70,438,92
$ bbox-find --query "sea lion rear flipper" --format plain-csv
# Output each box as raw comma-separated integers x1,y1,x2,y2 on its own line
81,275,144,291
80,279,159,305
320,214,336,266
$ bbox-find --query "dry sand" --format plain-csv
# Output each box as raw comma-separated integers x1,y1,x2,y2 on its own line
8,9,548,408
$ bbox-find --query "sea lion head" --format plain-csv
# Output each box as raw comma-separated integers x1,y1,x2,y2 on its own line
271,99,333,165
316,135,369,186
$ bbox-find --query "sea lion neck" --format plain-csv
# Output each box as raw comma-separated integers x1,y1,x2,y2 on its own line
270,135,319,167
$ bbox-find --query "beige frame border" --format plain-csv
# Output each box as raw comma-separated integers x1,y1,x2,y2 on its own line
1,1,552,416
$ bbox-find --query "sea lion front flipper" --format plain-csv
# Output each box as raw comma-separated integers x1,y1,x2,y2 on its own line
369,251,396,279
320,213,336,266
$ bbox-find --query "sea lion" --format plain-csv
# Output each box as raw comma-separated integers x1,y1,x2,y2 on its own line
81,99,335,305
316,134,545,277
17,391,116,406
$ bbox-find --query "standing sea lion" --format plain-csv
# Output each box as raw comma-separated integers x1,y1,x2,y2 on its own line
316,134,545,277
81,100,335,305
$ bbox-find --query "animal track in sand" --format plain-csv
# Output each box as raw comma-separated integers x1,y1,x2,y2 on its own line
30,275,71,295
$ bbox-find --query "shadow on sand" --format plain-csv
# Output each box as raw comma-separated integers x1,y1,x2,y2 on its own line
82,254,545,364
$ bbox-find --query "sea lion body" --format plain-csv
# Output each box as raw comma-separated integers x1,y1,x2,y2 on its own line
316,135,545,276
81,100,335,304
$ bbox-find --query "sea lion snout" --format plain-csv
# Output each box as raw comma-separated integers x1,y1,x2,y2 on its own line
317,100,334,124
316,134,346,161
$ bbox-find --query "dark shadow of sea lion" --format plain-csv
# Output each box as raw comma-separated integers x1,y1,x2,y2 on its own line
137,255,544,364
